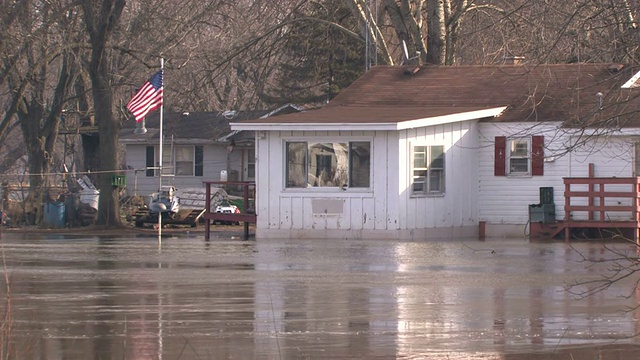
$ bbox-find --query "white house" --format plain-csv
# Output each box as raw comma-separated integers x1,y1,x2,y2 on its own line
119,106,301,198
231,63,640,240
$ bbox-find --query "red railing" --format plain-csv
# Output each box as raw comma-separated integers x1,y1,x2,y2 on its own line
563,177,640,241
202,181,256,240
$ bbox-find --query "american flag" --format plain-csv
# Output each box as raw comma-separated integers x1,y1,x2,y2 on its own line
126,70,163,122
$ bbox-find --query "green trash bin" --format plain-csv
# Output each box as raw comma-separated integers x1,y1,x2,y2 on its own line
540,187,554,205
44,202,66,228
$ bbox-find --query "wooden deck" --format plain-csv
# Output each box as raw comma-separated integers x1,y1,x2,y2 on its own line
560,176,640,241
530,175,640,241
202,181,256,240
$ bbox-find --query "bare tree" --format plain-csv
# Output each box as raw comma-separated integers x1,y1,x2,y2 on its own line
346,0,512,65
81,0,126,226
0,1,77,215
565,240,640,310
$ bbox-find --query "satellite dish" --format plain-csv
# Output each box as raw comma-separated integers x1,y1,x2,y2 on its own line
402,40,409,63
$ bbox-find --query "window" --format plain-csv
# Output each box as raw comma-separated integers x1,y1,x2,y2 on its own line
286,141,371,188
412,145,445,195
175,146,194,175
146,146,155,177
145,145,203,177
508,138,530,175
495,136,544,176
247,150,255,179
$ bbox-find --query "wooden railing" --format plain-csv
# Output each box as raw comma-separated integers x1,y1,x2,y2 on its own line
202,181,256,240
563,177,640,241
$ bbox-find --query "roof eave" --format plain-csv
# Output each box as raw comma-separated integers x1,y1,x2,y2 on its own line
396,106,508,130
230,122,399,131
230,106,508,131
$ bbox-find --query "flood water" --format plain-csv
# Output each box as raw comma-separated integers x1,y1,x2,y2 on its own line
1,232,640,359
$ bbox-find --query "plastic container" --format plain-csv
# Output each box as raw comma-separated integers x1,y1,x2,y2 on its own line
80,189,100,211
44,202,66,228
65,194,79,223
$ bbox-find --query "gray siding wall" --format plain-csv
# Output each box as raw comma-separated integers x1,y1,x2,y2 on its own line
124,143,239,198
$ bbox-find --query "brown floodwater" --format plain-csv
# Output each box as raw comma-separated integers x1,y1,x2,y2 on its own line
1,232,640,359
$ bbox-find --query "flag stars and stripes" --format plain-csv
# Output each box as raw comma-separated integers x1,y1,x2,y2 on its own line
126,70,163,122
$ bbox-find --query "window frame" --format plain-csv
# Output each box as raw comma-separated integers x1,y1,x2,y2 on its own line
284,139,372,191
247,149,255,179
507,137,531,176
411,144,446,196
147,144,203,177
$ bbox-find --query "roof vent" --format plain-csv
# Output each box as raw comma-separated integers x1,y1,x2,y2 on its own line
501,56,525,65
404,66,420,76
608,63,624,73
222,110,237,119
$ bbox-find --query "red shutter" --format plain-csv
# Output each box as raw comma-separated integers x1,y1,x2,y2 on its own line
494,136,506,176
532,135,544,176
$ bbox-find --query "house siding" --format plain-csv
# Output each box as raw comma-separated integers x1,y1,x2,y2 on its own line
255,122,479,239
479,123,569,231
398,120,479,230
478,123,639,235
252,121,640,240
124,143,237,200
256,130,390,238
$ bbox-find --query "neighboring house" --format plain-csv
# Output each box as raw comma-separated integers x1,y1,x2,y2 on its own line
119,105,301,197
231,63,640,240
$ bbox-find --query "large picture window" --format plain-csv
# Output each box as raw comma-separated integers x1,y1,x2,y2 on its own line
286,141,371,188
412,145,445,195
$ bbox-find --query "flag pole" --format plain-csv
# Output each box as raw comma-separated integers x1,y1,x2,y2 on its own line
158,58,164,244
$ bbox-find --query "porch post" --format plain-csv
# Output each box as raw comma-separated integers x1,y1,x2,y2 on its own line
564,179,571,242
635,177,640,244
588,163,595,220
204,182,211,241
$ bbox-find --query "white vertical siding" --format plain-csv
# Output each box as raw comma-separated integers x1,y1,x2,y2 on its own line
255,122,480,239
255,131,272,229
256,130,381,237
375,131,396,230
398,120,479,230
253,121,640,238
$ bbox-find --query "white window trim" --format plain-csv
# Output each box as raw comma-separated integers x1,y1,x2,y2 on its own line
410,144,446,197
282,137,373,192
507,137,532,177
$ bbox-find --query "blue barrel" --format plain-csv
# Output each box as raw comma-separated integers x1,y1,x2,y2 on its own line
44,202,66,228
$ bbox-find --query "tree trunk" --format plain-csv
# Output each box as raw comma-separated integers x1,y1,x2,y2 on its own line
346,0,395,65
92,78,120,226
427,0,446,65
81,0,126,227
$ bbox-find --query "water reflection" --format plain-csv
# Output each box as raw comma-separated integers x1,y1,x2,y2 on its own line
1,234,640,359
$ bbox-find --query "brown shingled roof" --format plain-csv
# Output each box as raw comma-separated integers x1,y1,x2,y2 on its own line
120,111,268,142
236,64,640,128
